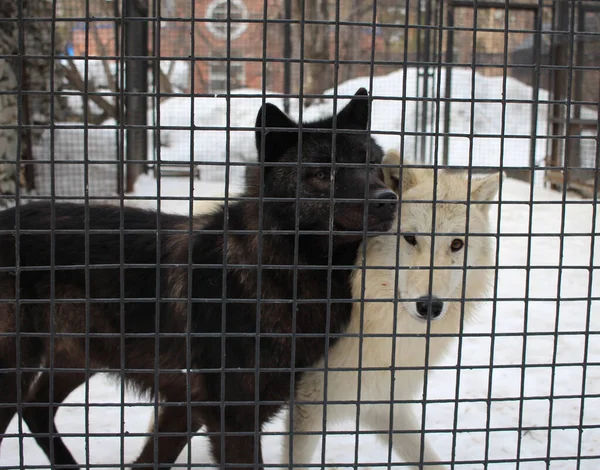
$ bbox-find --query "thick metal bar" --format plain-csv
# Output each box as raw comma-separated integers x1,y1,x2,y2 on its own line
451,0,539,10
283,0,292,114
442,2,454,166
124,0,148,193
549,0,570,174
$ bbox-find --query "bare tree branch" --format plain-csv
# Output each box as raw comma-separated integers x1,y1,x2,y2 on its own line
157,65,174,95
58,58,116,123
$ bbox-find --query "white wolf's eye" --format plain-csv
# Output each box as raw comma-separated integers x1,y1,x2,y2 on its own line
451,238,464,252
403,235,417,246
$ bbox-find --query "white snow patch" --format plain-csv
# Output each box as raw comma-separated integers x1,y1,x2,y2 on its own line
43,68,596,200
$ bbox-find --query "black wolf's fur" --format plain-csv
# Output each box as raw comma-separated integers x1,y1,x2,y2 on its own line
0,89,396,469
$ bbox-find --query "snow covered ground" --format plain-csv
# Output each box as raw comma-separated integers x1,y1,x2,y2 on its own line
1,176,598,470
36,67,597,200
143,67,596,172
146,68,562,171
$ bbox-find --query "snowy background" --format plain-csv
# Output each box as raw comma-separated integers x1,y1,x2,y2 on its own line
31,67,597,199
2,67,598,469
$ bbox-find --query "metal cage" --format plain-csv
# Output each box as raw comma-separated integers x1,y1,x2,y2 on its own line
0,0,598,469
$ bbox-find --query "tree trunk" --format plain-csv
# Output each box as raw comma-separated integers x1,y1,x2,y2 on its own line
0,59,18,205
0,0,19,206
0,0,67,204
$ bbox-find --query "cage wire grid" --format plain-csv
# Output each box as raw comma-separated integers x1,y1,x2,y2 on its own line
0,0,599,469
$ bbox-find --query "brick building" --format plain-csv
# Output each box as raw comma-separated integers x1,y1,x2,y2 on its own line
57,1,573,96
61,0,396,95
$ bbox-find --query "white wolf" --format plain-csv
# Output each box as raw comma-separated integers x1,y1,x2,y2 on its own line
282,150,500,470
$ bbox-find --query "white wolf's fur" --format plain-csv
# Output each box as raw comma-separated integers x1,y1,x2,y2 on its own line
281,150,500,470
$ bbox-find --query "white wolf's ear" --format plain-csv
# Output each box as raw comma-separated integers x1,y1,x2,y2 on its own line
470,172,502,212
382,149,420,195
382,149,401,193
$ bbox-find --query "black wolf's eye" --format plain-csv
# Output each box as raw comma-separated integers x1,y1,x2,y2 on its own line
314,170,328,181
403,235,417,246
450,238,464,252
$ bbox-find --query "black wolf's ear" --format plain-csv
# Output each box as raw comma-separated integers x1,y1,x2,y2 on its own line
255,103,297,162
335,87,370,130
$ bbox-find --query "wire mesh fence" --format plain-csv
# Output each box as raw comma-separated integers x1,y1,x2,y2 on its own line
0,0,598,469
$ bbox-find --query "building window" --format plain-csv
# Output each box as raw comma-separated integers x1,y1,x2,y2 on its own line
209,58,245,94
206,0,249,40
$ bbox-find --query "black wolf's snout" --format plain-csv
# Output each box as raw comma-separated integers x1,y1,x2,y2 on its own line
369,189,397,220
416,296,444,319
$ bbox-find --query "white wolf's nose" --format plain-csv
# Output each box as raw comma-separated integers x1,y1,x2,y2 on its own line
416,296,444,319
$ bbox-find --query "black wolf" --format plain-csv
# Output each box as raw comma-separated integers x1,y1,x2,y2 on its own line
0,89,396,469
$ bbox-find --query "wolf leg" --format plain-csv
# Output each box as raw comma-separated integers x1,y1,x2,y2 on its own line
133,401,202,470
282,400,323,469
133,372,206,470
145,395,162,436
283,398,354,470
206,405,264,470
362,404,447,470
23,369,84,467
0,317,39,457
0,369,38,454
